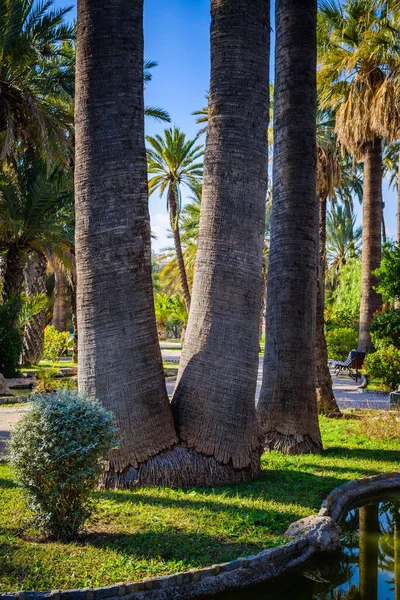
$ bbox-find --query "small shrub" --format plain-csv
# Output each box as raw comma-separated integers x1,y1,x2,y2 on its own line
370,308,400,350
364,345,400,391
8,390,118,540
35,366,59,393
43,325,72,361
0,301,22,377
347,409,400,441
325,327,358,361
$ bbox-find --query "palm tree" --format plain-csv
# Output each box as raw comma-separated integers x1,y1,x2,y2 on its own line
0,155,72,325
0,0,75,162
315,109,341,416
143,60,171,123
257,0,323,454
172,0,270,480
159,183,201,295
326,205,362,281
170,295,188,341
318,0,400,353
154,293,172,340
20,251,47,364
147,127,203,312
74,0,177,488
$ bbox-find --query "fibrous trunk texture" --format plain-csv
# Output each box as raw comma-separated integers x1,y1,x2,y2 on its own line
171,0,270,478
21,252,47,365
398,157,400,244
168,186,191,313
358,138,382,354
1,244,26,326
359,505,379,600
316,194,340,416
52,262,68,332
75,0,177,483
70,253,78,363
257,0,323,455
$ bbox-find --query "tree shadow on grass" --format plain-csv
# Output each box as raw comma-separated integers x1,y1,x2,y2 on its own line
0,476,18,489
323,447,400,463
95,470,345,515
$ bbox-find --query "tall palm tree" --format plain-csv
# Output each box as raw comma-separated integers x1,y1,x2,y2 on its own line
147,127,203,312
172,0,270,480
257,0,323,454
20,251,47,364
159,183,201,295
75,0,177,488
0,0,75,162
318,0,400,353
315,109,341,416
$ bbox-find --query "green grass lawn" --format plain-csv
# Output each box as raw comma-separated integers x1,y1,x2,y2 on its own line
0,415,399,592
21,360,78,373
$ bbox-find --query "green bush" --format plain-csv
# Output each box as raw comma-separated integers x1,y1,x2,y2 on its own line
364,346,400,391
43,325,72,361
8,390,118,540
325,327,358,361
0,301,22,377
370,308,400,350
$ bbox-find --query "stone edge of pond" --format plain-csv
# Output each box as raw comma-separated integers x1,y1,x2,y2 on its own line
1,471,400,600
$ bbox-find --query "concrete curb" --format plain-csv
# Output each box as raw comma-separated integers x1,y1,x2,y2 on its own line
1,472,400,600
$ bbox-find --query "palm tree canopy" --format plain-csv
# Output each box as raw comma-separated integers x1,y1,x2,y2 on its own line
146,126,203,212
0,0,75,162
318,0,400,156
326,204,362,275
0,153,73,259
143,60,170,122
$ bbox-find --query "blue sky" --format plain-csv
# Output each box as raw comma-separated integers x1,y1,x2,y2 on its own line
55,0,397,250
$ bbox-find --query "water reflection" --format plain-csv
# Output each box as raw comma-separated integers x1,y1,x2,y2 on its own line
211,497,400,600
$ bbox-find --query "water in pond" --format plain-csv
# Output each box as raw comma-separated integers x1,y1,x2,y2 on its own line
212,496,400,600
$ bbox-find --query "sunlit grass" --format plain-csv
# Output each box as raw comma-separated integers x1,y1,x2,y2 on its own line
0,415,398,591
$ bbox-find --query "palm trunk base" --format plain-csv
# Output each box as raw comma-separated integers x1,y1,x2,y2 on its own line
101,443,261,489
263,431,323,455
316,387,341,417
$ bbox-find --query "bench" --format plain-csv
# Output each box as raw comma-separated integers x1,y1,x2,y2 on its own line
334,350,365,383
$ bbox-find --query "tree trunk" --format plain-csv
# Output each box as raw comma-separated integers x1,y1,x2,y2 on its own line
168,186,191,313
171,0,270,482
257,0,322,455
316,194,340,416
359,504,379,600
398,156,400,244
1,244,26,326
395,522,400,600
21,252,47,365
70,253,78,364
358,138,382,354
75,0,177,487
52,262,68,332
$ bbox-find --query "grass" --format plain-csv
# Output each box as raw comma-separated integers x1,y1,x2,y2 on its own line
21,360,78,373
0,415,399,592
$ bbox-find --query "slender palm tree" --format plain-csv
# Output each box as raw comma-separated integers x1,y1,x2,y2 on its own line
0,0,75,162
318,0,400,353
159,183,201,295
147,127,203,312
75,0,177,488
315,109,341,416
257,0,323,454
172,0,270,480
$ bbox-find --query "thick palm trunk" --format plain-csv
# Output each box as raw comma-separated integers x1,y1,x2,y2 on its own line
316,194,340,416
359,505,379,600
397,157,400,244
171,0,270,482
52,262,68,332
168,187,191,312
75,0,177,487
257,0,322,455
358,138,382,354
1,245,25,326
21,252,47,365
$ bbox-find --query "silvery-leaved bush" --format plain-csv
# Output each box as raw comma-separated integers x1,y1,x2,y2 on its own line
8,390,118,541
